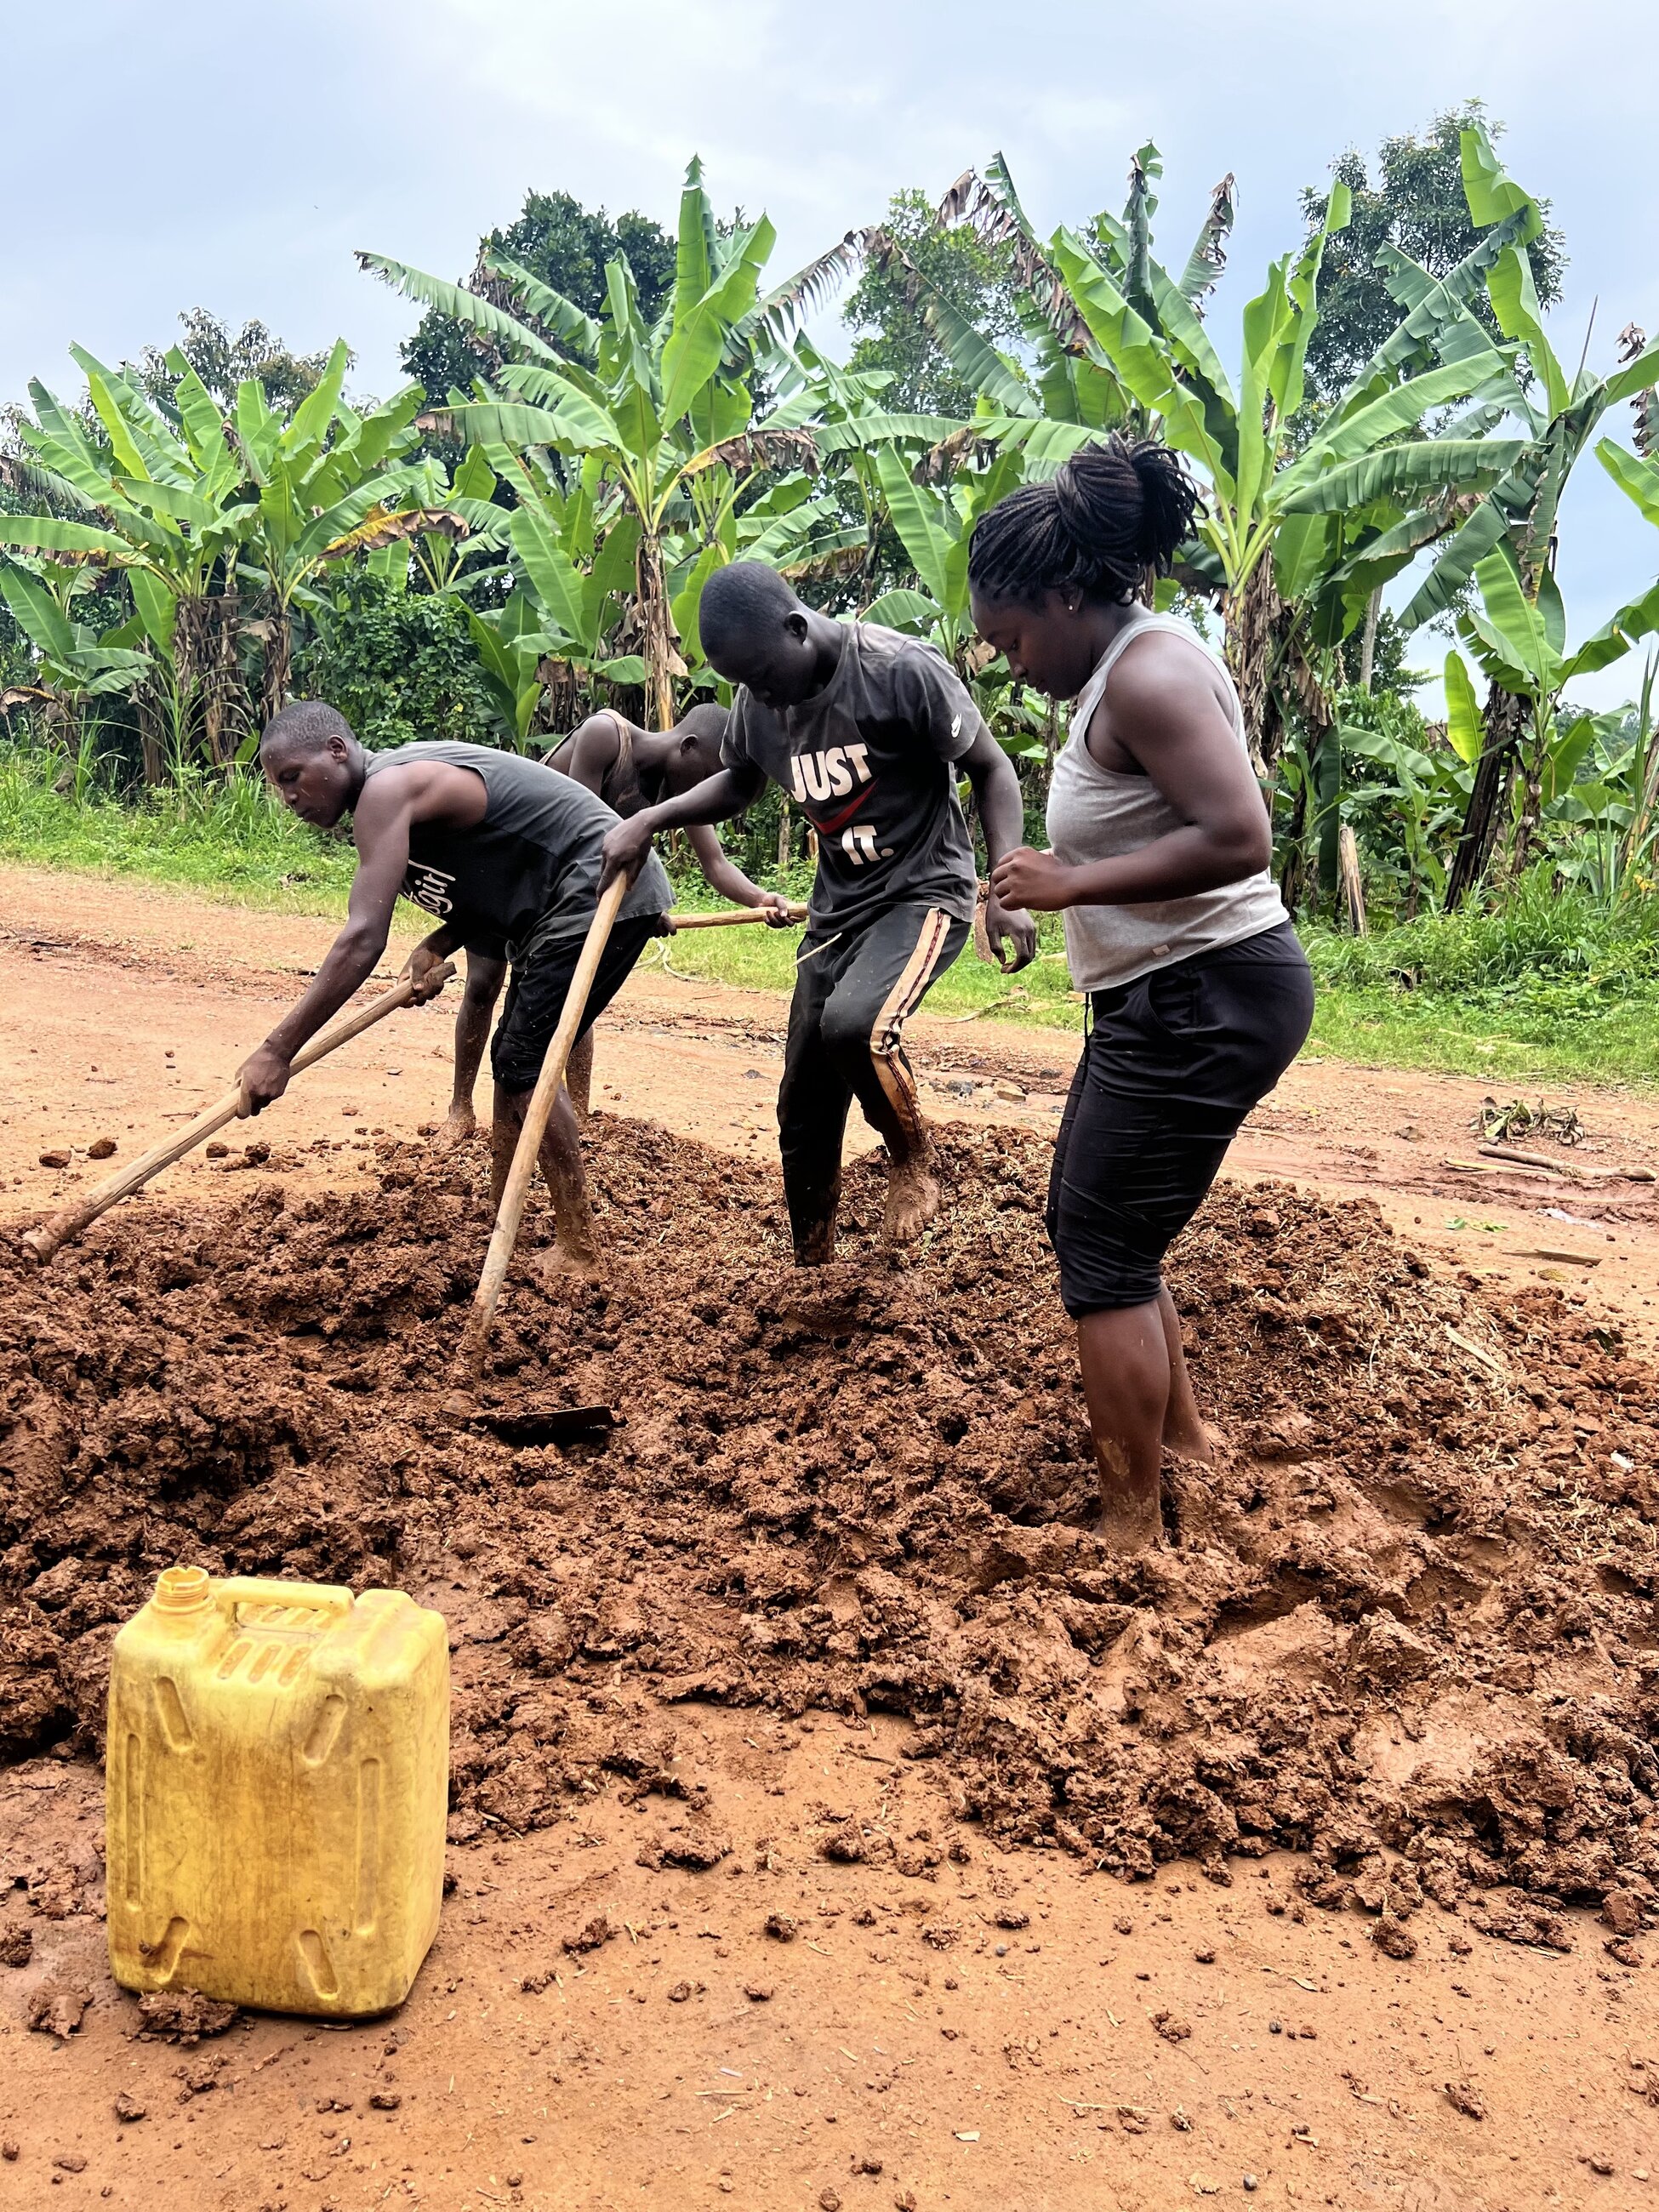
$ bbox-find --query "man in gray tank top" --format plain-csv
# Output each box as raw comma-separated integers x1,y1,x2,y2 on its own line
246,702,671,1280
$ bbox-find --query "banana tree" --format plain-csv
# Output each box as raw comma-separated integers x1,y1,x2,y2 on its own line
0,342,425,761
1445,548,1659,887
362,158,843,731
1389,127,1659,904
0,347,267,765
186,342,425,722
0,561,150,738
935,145,1525,787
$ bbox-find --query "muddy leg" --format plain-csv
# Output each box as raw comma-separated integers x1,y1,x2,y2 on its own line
491,1081,601,1282
1156,1284,1219,1462
821,907,965,1249
566,1029,595,1124
1075,1298,1169,1554
778,958,853,1268
790,1176,841,1267
436,952,506,1151
831,1024,938,1248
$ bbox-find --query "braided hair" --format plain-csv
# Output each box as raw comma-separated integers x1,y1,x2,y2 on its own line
967,435,1200,608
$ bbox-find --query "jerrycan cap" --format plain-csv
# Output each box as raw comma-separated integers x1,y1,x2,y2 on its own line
153,1565,214,1615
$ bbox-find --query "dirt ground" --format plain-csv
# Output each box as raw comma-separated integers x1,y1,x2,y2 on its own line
3,866,1656,1354
3,867,1659,2212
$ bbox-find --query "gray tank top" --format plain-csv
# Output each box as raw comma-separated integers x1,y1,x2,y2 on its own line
1044,610,1287,992
363,739,671,961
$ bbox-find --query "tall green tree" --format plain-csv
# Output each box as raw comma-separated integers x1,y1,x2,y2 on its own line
131,311,339,416
938,145,1523,778
400,190,676,402
1444,548,1659,878
363,158,853,732
841,188,1024,417
1298,103,1567,402
0,343,424,766
1391,125,1659,904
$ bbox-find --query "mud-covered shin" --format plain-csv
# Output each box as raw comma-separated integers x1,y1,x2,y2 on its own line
458,875,630,1377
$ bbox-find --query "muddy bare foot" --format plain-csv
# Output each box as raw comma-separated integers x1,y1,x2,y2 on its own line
1092,1496,1166,1554
882,1153,939,1246
1162,1417,1224,1466
531,1238,605,1287
791,1193,840,1268
432,1104,478,1153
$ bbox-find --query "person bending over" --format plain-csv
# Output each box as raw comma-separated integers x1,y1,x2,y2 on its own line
601,562,1036,1263
551,698,793,1116
968,436,1314,1554
434,702,785,1147
249,704,673,1281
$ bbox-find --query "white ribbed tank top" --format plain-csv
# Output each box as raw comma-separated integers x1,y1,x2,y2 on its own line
1044,608,1287,992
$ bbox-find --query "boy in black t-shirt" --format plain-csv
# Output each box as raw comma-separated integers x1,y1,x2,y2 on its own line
601,562,1035,1263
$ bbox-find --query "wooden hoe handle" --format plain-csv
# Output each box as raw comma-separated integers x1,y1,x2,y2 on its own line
21,964,454,1265
458,875,630,1373
666,904,808,931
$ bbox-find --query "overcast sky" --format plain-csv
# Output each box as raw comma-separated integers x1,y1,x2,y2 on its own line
4,0,1655,704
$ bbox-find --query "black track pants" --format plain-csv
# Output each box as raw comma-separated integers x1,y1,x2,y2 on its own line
778,902,969,1251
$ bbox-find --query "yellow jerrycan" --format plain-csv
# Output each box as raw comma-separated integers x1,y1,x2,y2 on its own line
107,1566,449,2019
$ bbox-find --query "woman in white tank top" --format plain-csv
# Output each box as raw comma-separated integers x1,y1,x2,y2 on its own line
968,436,1313,1555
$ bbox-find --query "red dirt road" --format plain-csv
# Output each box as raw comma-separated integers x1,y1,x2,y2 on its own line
3,866,1658,2212
3,865,1656,1347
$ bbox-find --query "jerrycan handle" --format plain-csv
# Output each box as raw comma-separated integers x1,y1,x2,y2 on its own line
214,1576,355,1622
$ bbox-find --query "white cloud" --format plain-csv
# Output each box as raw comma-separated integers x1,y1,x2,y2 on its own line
3,0,1654,688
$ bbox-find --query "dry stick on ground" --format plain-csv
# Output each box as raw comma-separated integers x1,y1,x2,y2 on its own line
666,904,807,932
1478,1141,1654,1183
21,964,455,1266
457,876,628,1380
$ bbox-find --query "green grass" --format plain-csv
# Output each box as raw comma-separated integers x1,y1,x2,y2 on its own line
650,899,1086,1029
1302,977,1659,1086
647,912,1659,1085
0,744,359,915
4,747,1656,1090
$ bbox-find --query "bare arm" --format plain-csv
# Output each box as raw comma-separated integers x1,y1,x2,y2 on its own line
600,764,766,887
237,775,417,1110
685,822,792,917
959,723,1037,972
990,641,1270,912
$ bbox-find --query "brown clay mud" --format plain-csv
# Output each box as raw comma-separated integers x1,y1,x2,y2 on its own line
3,1119,1657,1936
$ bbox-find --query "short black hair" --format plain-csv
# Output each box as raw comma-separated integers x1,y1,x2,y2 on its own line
698,562,798,659
674,701,731,750
259,699,355,756
967,435,1200,608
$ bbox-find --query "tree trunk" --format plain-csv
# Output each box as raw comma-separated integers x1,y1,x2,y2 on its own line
259,608,292,736
1337,824,1367,936
1444,684,1525,912
1507,711,1548,881
1278,774,1309,917
136,684,165,788
533,657,579,739
1358,586,1381,693
1282,645,1340,918
1223,552,1290,775
174,592,247,767
636,533,686,733
777,797,792,873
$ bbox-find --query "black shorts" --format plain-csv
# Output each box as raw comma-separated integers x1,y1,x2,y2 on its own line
1047,921,1314,1316
490,914,663,1092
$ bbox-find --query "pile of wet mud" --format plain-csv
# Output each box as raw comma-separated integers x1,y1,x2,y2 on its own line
3,1119,1658,1932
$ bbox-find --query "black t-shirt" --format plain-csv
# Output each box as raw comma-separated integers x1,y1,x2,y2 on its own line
363,740,671,961
721,624,981,935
